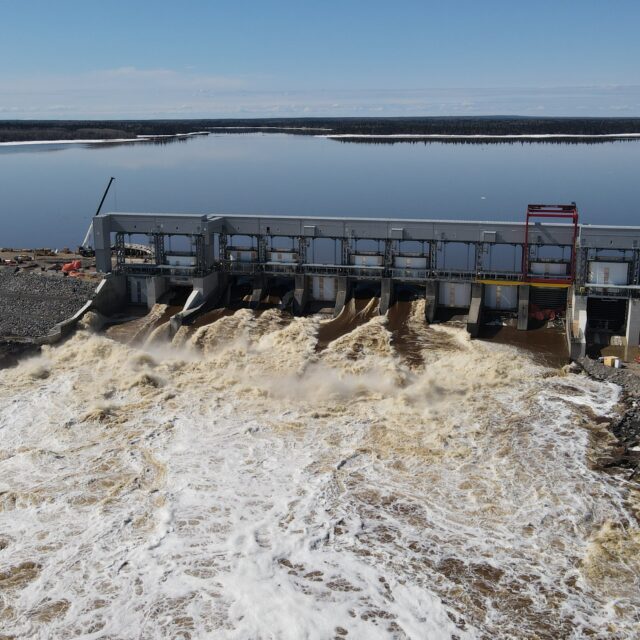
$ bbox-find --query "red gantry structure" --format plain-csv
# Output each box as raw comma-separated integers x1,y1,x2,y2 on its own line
522,203,579,285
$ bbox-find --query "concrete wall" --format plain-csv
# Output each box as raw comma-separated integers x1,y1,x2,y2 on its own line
42,274,127,345
90,274,127,316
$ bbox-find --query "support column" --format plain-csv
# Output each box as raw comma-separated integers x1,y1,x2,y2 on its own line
146,276,168,309
93,215,112,273
379,277,394,315
517,285,530,331
334,276,351,317
249,274,267,309
152,233,166,267
257,235,268,265
466,283,484,338
203,233,215,271
567,287,587,360
625,298,640,360
425,281,439,323
293,274,308,316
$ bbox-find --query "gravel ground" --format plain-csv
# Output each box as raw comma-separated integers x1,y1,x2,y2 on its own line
0,268,96,339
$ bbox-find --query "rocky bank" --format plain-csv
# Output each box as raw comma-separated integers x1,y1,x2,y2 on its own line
0,269,96,368
579,356,640,478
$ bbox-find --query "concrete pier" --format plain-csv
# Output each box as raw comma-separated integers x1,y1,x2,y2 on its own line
334,277,350,317
249,275,267,309
379,278,394,315
517,285,530,331
425,281,438,322
293,274,308,316
467,283,483,337
146,276,168,309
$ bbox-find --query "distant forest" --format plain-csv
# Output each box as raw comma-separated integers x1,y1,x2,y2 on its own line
2,117,640,142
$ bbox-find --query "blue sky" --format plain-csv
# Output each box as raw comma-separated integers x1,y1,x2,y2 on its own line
2,0,640,118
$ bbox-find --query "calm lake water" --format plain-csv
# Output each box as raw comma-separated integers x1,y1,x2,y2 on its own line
1,133,639,248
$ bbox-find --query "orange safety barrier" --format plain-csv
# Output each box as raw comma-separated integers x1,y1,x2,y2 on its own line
62,260,82,273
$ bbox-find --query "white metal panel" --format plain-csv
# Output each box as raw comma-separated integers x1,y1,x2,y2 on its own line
311,276,336,301
351,254,383,267
166,254,197,266
438,281,471,307
267,251,298,264
393,256,427,269
588,261,629,285
484,284,518,310
530,262,567,276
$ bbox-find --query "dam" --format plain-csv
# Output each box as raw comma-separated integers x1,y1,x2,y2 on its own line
91,204,640,360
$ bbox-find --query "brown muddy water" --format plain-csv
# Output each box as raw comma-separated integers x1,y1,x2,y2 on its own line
0,299,638,639
480,321,569,369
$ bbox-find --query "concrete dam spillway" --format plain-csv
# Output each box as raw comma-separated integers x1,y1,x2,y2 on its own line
92,204,640,359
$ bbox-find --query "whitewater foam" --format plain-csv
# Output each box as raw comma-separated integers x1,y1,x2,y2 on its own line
0,302,637,638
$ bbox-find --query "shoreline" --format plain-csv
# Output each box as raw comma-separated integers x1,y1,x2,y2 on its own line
578,357,640,482
4,117,640,145
4,131,640,147
0,131,209,147
319,132,640,140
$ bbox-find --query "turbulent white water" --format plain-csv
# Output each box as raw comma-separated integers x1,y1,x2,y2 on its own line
1,301,639,639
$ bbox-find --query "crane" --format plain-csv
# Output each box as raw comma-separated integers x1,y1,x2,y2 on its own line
78,177,115,256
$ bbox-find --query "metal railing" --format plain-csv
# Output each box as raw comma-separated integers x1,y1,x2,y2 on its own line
115,260,561,286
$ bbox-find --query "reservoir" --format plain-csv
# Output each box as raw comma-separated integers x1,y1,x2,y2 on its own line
1,133,640,248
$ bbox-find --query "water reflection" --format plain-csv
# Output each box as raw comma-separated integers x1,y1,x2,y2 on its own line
1,133,640,248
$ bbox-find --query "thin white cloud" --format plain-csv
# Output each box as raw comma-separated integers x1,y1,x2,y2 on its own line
3,66,246,95
0,71,639,118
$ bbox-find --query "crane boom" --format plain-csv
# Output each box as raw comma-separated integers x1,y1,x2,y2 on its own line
95,176,115,217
